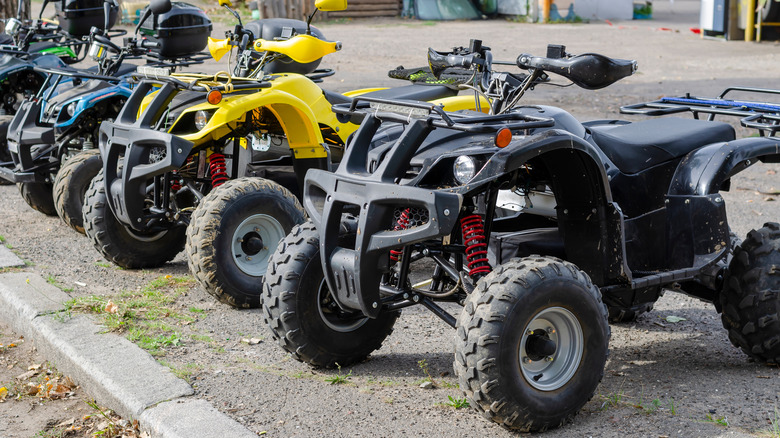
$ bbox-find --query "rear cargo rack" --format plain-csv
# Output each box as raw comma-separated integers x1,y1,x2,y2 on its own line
621,86,780,136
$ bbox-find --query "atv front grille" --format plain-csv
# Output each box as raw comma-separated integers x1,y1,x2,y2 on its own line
390,207,429,231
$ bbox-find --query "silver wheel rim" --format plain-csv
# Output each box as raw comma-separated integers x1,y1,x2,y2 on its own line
231,213,285,276
316,278,369,332
519,306,583,391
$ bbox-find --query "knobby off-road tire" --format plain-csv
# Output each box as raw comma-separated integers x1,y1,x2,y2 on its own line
454,256,610,432
186,177,305,308
0,115,13,185
53,149,102,234
720,222,780,364
83,170,186,268
262,221,399,368
18,181,56,216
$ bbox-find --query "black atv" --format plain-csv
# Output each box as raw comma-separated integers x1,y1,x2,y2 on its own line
262,41,780,432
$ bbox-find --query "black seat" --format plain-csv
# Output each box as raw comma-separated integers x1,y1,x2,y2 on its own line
323,84,457,107
589,117,735,174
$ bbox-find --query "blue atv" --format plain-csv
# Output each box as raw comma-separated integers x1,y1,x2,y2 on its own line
1,0,212,234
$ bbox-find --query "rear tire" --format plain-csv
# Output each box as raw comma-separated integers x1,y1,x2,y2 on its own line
262,221,399,368
53,150,102,234
720,222,780,364
455,257,610,432
187,177,305,308
18,181,56,216
83,170,185,268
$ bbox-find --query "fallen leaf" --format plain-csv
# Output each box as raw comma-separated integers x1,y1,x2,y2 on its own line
665,315,687,323
0,387,7,401
28,363,41,371
61,376,75,389
104,301,119,314
55,418,75,428
26,383,39,396
164,275,172,279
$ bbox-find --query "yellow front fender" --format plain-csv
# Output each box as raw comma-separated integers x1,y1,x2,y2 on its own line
178,89,329,159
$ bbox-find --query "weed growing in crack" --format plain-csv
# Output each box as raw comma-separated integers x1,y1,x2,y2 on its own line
445,395,469,409
324,363,352,385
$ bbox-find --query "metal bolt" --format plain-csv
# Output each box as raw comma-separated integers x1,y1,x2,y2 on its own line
137,218,142,223
547,327,555,334
685,199,690,204
246,256,252,261
443,209,450,216
177,148,182,153
523,357,531,364
413,295,420,303
403,293,409,299
715,197,722,203
372,302,378,309
545,356,554,362
327,195,332,202
526,329,533,335
563,209,569,214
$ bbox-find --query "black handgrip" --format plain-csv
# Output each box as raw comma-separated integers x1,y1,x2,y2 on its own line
92,31,121,52
517,52,637,90
139,39,160,50
427,48,480,79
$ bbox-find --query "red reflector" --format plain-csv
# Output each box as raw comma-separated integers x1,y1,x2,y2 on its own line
495,128,512,148
207,89,223,105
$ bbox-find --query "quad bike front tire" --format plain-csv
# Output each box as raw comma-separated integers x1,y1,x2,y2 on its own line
720,222,780,364
454,256,610,432
262,221,399,368
18,181,56,216
0,115,13,185
53,149,102,234
83,170,186,268
187,177,305,308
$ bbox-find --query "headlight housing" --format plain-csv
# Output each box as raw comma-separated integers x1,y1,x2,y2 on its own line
194,110,212,130
453,155,478,184
4,18,21,36
65,102,76,118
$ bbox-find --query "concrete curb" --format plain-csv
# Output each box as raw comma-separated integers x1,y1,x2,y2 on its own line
0,272,257,438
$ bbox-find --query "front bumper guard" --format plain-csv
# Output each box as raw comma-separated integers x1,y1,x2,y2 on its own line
2,99,56,183
305,169,462,319
99,121,193,231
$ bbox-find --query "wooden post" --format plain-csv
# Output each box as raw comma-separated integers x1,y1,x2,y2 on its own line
541,0,551,22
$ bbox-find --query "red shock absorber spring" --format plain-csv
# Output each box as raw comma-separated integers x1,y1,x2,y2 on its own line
461,214,492,278
170,171,182,192
389,208,411,262
208,153,229,187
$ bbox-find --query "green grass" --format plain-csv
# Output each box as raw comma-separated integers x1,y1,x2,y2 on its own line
324,363,352,385
704,413,729,427
599,390,625,410
94,262,113,268
63,275,195,356
445,395,469,409
159,361,202,382
764,406,780,438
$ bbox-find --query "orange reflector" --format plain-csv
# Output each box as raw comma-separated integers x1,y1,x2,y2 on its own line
495,128,512,148
207,89,223,105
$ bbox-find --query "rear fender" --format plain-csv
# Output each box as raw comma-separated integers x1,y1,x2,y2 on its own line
475,130,629,286
665,136,780,269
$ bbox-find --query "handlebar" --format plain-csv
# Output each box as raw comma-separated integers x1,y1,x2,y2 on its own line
516,50,637,90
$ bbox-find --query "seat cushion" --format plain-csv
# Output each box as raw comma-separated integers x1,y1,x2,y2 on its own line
589,117,735,174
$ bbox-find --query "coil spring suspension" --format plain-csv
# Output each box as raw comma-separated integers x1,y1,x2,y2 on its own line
170,171,182,192
461,214,491,278
208,153,229,187
389,208,411,262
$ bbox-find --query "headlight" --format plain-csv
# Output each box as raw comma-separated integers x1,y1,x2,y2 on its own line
194,110,211,130
65,102,76,118
453,155,477,184
4,18,21,36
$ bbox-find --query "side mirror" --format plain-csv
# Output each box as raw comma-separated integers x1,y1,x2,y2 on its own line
150,0,172,15
219,0,233,7
314,0,347,11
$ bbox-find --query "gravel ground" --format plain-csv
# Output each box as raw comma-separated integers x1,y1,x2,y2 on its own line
1,0,780,436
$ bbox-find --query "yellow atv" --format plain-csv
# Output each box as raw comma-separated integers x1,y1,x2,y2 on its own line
84,0,484,308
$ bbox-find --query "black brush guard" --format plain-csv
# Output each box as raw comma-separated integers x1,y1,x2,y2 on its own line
99,76,270,231
305,97,554,319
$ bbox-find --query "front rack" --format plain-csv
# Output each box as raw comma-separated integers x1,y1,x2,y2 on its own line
621,86,780,136
335,96,555,133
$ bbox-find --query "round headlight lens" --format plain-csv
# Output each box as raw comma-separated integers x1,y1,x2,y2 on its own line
194,110,210,130
65,102,76,118
453,155,477,184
